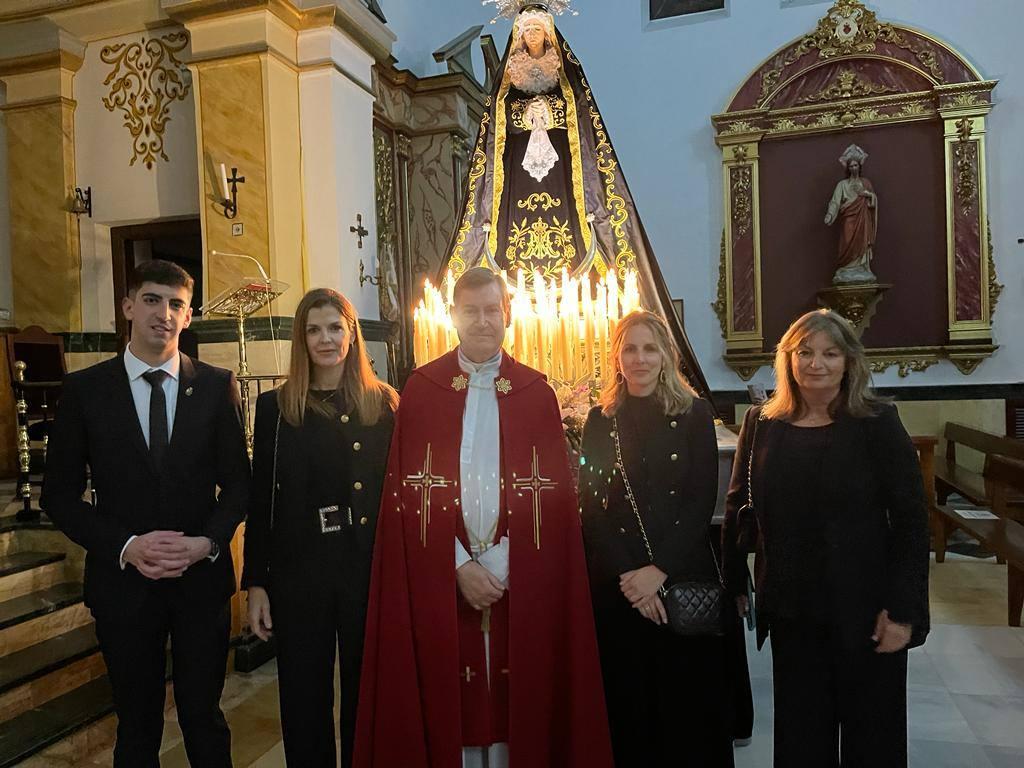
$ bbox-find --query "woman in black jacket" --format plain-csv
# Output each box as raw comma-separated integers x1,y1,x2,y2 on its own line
242,288,397,768
722,309,929,768
580,310,734,767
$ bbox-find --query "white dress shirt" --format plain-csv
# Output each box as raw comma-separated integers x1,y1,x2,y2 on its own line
454,348,508,584
119,346,204,568
123,344,179,447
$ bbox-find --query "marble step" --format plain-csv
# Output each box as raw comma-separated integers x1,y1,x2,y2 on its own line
0,584,89,657
0,623,100,699
0,552,65,604
0,676,113,768
0,552,63,579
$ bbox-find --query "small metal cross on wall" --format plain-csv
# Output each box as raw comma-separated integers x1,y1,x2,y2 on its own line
350,214,369,249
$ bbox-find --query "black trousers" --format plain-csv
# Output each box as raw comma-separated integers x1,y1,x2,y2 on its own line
594,593,735,768
770,620,909,768
93,585,231,768
271,574,367,768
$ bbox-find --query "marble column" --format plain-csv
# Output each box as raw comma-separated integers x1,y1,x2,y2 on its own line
0,20,85,332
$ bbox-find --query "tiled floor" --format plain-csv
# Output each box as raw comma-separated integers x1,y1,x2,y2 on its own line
23,553,1024,767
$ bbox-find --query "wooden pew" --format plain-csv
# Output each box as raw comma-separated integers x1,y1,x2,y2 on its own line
935,422,1024,511
932,455,1024,627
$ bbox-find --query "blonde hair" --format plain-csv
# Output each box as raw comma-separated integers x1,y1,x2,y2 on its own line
599,310,696,418
761,309,886,422
278,288,398,427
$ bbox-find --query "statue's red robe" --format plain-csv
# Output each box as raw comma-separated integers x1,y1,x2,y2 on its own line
353,349,614,768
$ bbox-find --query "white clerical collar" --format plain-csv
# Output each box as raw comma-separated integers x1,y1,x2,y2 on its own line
458,347,502,375
124,344,180,382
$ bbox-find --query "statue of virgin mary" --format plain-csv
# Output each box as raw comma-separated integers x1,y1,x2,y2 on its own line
444,2,712,400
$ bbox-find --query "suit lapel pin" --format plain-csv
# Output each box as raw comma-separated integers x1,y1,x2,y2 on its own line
185,386,193,397
495,378,512,395
452,375,468,392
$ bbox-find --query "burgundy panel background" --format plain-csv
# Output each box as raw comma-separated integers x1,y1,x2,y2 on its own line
758,122,948,349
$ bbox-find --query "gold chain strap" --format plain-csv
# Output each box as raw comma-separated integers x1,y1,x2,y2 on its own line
611,417,657,564
611,415,724,586
269,412,281,531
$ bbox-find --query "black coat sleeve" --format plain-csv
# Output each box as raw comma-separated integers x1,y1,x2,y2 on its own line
241,391,278,590
203,371,251,550
722,406,759,597
651,399,718,580
41,374,132,565
870,405,930,632
579,406,616,581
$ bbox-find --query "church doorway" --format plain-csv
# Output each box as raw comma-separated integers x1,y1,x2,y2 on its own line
109,218,203,355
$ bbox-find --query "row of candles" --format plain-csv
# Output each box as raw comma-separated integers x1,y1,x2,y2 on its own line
412,267,642,385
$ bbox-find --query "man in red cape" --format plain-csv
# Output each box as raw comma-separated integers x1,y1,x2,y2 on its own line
354,268,613,768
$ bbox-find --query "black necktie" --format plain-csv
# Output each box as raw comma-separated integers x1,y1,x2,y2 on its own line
142,369,169,468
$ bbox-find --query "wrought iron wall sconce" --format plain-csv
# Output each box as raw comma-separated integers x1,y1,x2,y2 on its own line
71,186,92,218
219,164,245,219
359,258,381,287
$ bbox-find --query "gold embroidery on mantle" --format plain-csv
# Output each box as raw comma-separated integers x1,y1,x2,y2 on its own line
517,193,561,212
797,69,899,104
512,446,558,550
565,42,635,279
100,31,192,169
510,95,566,130
403,444,455,547
450,107,490,278
506,217,576,277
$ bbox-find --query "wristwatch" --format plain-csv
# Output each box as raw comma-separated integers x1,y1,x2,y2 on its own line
206,537,220,561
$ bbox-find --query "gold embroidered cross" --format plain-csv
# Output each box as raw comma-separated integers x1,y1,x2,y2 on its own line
451,374,468,391
403,444,454,547
462,666,476,683
512,446,558,550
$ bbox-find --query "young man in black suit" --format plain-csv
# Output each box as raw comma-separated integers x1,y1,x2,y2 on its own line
41,259,250,767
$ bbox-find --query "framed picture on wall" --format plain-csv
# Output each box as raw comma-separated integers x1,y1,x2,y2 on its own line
644,0,728,30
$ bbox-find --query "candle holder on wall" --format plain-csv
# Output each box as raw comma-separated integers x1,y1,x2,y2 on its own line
359,259,381,287
220,166,245,219
71,186,92,218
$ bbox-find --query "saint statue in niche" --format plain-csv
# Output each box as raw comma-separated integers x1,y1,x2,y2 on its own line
824,144,878,284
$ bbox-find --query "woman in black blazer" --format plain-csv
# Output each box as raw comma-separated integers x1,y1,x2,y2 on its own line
722,309,929,768
580,311,734,767
242,289,397,768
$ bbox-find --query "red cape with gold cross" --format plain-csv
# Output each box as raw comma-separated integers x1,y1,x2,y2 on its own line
353,349,614,768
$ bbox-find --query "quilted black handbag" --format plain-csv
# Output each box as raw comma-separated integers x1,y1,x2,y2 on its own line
612,418,725,637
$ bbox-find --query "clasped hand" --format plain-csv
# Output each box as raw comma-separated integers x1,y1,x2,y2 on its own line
456,560,506,611
620,565,668,625
123,530,210,580
872,609,912,653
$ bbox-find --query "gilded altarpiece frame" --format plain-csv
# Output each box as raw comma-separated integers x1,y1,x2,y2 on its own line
711,0,1001,380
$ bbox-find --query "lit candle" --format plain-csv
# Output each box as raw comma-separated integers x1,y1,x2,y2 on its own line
220,163,231,202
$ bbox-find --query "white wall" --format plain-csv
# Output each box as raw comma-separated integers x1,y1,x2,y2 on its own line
74,24,200,332
383,0,1024,391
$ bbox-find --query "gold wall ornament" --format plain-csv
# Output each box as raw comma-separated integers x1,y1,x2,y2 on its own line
797,69,899,104
100,31,192,170
517,193,561,211
949,92,982,108
898,101,928,118
711,230,728,338
956,116,974,142
953,141,978,217
731,166,753,237
723,120,756,135
987,223,1003,316
505,216,576,276
870,358,939,378
756,0,945,107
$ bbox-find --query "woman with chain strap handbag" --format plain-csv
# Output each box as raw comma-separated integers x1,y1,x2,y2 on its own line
722,310,929,768
242,289,398,768
580,311,734,767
